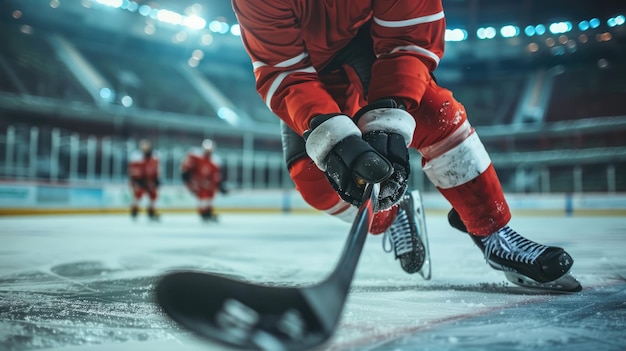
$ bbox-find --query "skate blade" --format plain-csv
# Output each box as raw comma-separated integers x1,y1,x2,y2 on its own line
503,271,582,293
418,258,431,280
411,190,431,281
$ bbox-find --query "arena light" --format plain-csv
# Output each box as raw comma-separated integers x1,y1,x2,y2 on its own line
157,9,183,25
120,95,133,107
527,42,539,53
118,0,130,10
144,23,155,35
200,33,214,46
138,4,150,16
608,15,625,27
218,107,240,125
524,25,536,36
208,20,230,34
208,20,222,33
500,25,520,38
99,87,114,103
230,24,241,36
183,15,206,30
548,21,572,34
95,0,122,8
219,22,230,34
127,1,138,12
191,49,204,60
445,28,467,42
188,57,199,67
535,24,546,35
476,26,496,39
589,18,601,28
578,20,590,31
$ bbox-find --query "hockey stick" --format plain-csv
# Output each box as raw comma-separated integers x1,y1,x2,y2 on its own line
155,183,379,351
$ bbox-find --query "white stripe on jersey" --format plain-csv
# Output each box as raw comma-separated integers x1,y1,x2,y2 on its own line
275,52,309,67
373,11,445,28
265,66,317,109
252,61,267,69
252,51,309,70
386,45,441,66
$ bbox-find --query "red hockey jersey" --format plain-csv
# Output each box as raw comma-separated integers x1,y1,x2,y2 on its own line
181,148,222,192
232,0,446,135
128,150,159,182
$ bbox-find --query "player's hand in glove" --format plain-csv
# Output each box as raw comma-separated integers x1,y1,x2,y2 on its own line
354,98,415,210
304,113,394,209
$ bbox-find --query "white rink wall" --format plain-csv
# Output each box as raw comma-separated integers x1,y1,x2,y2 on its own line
0,181,310,214
0,181,625,215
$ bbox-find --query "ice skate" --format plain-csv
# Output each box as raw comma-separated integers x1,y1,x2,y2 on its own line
383,190,431,279
130,206,138,220
201,208,219,222
147,207,160,222
448,209,581,292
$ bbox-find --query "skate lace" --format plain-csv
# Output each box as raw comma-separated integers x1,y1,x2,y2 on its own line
482,226,547,264
382,209,413,257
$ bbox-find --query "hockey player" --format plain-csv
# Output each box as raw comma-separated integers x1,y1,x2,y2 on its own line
181,139,227,222
231,0,580,290
128,139,160,221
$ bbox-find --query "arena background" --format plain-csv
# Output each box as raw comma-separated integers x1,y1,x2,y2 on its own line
1,0,625,215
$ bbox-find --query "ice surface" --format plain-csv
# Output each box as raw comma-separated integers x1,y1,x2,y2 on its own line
0,212,624,350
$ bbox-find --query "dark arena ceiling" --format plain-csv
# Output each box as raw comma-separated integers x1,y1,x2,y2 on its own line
2,0,625,78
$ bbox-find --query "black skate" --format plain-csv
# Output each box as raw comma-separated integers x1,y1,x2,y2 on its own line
148,208,160,222
201,209,219,222
448,209,581,292
383,190,431,279
131,206,138,220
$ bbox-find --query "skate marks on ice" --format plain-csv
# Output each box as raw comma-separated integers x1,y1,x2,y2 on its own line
325,280,626,351
0,214,624,351
0,214,349,351
342,282,626,351
323,215,626,351
0,261,173,351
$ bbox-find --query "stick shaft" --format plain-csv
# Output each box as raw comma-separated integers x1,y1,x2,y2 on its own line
305,183,378,331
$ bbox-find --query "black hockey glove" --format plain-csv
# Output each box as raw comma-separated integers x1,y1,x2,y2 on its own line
304,113,393,208
354,98,415,210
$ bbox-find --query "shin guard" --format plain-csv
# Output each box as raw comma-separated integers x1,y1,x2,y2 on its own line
420,121,510,236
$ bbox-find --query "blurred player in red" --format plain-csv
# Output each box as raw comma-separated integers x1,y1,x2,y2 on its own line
181,139,227,222
128,139,160,221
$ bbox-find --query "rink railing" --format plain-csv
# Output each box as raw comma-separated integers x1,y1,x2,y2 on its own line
2,124,626,194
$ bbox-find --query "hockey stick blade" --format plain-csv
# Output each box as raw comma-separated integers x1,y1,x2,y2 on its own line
155,183,379,351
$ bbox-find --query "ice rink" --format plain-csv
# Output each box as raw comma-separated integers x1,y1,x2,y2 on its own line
1,210,625,351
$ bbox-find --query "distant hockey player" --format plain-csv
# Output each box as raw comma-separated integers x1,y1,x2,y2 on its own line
181,139,227,222
128,139,160,221
231,0,580,290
